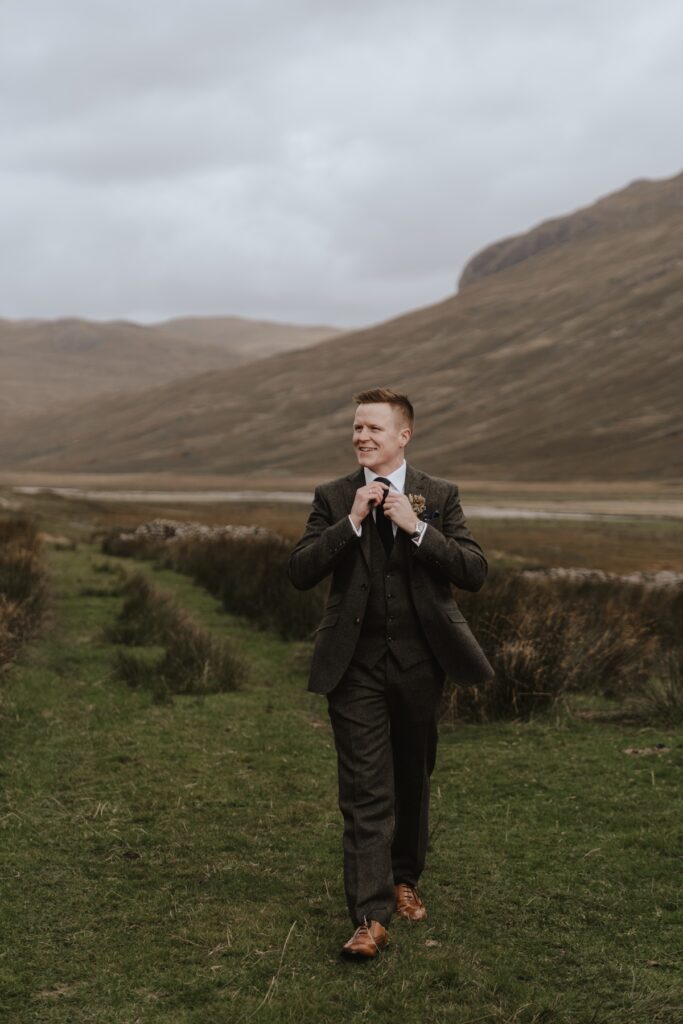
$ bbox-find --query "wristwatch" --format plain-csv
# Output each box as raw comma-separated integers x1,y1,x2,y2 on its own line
410,520,427,541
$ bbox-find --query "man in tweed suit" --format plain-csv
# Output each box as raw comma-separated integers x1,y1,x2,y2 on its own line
288,388,492,959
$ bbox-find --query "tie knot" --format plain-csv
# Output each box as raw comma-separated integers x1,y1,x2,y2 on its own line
374,477,392,506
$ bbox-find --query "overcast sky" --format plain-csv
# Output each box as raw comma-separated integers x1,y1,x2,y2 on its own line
2,0,682,328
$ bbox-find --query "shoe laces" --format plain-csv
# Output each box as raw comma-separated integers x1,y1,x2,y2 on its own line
355,918,381,949
398,884,419,903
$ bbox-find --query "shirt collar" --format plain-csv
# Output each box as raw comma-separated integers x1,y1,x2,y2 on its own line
363,460,407,493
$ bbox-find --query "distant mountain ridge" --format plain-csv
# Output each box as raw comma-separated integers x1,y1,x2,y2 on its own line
1,169,681,482
0,315,340,420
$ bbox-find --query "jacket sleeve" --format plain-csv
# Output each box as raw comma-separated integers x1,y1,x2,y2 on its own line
413,484,488,591
288,486,360,591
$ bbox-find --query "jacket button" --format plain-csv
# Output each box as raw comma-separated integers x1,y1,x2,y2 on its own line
361,583,368,590
354,617,360,624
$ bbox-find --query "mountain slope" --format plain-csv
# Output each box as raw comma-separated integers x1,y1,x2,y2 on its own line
1,170,681,482
148,316,341,362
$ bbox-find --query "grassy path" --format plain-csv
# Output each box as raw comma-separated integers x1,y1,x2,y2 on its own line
0,545,682,1023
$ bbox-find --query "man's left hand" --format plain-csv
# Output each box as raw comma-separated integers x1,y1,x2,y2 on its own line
383,492,419,535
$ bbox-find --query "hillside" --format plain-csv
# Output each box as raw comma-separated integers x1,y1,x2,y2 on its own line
1,170,681,482
148,316,341,362
0,316,339,420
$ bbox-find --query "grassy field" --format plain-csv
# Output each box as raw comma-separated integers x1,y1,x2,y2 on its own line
1,539,682,1023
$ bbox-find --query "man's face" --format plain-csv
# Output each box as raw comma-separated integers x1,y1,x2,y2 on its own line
352,402,411,475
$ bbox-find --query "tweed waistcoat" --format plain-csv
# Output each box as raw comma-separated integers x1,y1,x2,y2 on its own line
351,517,432,670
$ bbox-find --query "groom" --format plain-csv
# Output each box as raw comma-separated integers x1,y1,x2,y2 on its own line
288,388,493,959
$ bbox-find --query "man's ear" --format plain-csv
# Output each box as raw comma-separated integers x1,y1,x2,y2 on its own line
400,427,412,448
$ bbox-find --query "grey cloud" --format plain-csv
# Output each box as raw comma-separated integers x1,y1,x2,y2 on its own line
1,0,682,327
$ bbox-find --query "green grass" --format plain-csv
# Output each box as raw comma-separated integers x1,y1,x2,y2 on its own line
1,544,682,1023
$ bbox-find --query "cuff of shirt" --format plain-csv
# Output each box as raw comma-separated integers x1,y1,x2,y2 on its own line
348,514,362,537
411,523,427,547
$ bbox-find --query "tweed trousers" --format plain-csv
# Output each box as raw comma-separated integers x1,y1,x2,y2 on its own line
327,652,445,927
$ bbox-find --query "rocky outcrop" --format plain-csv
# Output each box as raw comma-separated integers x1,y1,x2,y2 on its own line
459,171,683,289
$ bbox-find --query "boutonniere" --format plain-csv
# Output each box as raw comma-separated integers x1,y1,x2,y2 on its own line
408,494,440,522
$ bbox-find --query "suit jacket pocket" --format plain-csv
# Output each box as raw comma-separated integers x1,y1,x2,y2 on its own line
446,608,466,623
316,612,339,632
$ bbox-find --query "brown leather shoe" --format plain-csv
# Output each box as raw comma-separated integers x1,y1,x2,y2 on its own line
341,919,389,959
394,883,427,921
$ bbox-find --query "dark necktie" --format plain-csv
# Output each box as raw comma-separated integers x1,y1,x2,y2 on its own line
374,476,394,556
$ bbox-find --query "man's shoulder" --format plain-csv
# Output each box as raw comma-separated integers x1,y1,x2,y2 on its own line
315,469,363,496
408,466,459,496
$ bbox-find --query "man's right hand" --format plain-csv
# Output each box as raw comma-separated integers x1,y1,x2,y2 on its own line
349,481,388,530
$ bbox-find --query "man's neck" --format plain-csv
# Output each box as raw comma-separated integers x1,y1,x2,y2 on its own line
366,458,405,478
362,460,405,487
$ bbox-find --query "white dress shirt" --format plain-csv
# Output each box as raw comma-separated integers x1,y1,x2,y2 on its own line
348,460,426,546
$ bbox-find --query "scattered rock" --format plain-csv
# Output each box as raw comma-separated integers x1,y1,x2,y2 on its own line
38,532,75,549
133,518,273,542
521,567,683,590
0,495,23,511
622,744,671,756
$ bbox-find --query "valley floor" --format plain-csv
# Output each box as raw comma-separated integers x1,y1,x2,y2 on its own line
1,544,681,1023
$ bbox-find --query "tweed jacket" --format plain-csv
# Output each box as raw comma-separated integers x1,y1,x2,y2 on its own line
288,464,494,695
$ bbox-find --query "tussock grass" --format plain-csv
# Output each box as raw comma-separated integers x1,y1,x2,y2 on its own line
105,571,177,644
0,516,47,671
109,571,247,696
101,528,683,722
626,650,683,724
449,571,679,721
101,529,326,639
167,533,325,639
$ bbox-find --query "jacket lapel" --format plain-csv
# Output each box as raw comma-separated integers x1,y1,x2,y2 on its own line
404,464,431,575
404,463,429,503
